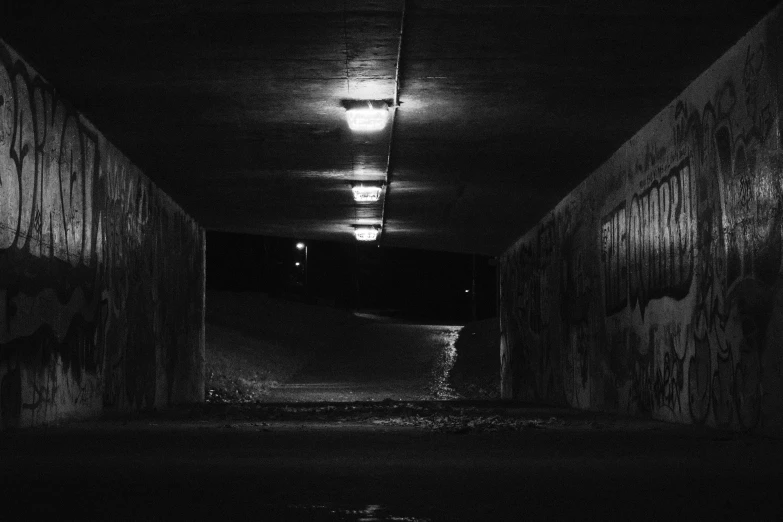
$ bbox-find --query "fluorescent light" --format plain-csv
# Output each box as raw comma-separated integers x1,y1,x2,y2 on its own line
352,185,383,202
346,103,389,132
354,226,380,241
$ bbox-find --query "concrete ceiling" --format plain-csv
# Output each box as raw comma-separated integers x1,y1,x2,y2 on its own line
1,0,779,254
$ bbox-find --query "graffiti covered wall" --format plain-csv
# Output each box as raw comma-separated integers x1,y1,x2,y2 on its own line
0,39,205,429
500,8,783,431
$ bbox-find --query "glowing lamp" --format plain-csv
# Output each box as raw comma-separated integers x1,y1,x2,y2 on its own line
296,242,305,250
354,226,380,242
346,103,389,132
352,185,383,202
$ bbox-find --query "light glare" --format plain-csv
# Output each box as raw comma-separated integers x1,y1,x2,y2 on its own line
346,107,389,132
296,242,305,250
352,185,383,202
354,227,380,241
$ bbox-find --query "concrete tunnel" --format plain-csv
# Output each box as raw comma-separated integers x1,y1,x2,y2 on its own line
3,1,783,519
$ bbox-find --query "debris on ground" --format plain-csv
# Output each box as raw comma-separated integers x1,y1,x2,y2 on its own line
372,414,563,433
168,401,573,433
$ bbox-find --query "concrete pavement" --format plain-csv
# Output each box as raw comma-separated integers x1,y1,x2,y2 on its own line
3,402,783,521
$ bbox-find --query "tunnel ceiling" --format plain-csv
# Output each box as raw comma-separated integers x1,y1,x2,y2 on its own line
1,0,779,254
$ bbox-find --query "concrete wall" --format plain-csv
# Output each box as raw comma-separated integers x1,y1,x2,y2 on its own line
499,7,783,431
0,39,205,429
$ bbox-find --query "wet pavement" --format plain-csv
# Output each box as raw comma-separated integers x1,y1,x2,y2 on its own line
3,401,783,520
261,321,462,402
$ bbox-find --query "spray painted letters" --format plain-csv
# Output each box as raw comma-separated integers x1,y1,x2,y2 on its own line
602,158,694,316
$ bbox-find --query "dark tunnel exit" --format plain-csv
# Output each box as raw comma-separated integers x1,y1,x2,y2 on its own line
206,231,497,323
204,231,500,404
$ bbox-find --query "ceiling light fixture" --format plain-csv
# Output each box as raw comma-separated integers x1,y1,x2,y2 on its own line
351,184,383,202
354,226,380,242
345,101,389,132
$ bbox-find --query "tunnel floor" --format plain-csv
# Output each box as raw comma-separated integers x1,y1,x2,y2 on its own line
7,304,783,519
3,401,783,521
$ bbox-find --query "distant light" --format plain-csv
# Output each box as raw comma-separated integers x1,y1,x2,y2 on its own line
296,242,305,250
352,185,383,202
465,289,470,293
346,103,389,132
295,262,301,266
354,226,380,242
